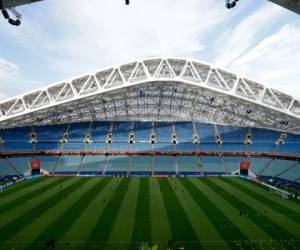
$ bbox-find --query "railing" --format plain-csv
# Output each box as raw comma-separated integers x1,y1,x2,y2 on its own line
0,150,300,161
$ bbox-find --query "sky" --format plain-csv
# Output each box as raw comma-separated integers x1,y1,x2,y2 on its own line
0,0,299,101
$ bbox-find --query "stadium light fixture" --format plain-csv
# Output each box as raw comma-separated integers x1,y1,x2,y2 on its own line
225,0,239,9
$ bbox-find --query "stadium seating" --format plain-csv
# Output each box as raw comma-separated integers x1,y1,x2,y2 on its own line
260,159,296,177
7,157,31,174
277,143,300,154
0,126,31,141
35,124,66,141
175,122,194,142
113,122,132,142
55,155,82,173
68,122,90,141
156,122,172,142
223,157,248,173
248,157,272,175
198,156,225,173
92,121,110,142
106,155,129,173
1,121,300,181
0,158,18,176
131,156,153,173
251,128,280,142
197,123,215,142
154,156,176,173
80,155,106,173
222,142,246,152
218,125,247,142
3,141,33,151
177,156,201,172
134,122,152,141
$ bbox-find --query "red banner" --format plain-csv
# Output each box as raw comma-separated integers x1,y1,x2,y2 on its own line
29,160,41,170
240,161,251,170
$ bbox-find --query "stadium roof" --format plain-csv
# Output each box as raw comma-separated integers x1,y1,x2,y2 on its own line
0,57,300,133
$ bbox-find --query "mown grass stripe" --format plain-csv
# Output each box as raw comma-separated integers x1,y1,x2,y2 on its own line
181,178,249,250
0,177,46,199
205,178,296,241
107,178,139,250
85,178,131,248
58,178,120,246
0,177,70,229
130,178,151,244
0,177,88,242
158,178,201,250
233,178,300,209
222,178,300,224
149,178,171,244
25,178,111,249
0,178,62,214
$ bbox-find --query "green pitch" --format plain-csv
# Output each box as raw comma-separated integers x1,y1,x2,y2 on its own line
0,176,300,250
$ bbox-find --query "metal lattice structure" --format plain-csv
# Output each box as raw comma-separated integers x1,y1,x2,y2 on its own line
0,57,300,133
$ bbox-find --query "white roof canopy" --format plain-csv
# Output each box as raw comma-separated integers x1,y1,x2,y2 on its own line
0,57,299,133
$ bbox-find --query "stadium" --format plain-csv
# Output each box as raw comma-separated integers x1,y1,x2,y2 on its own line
0,57,300,249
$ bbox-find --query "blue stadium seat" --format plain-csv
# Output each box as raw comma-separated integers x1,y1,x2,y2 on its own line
200,157,225,173
8,157,31,174
249,142,276,153
35,124,66,141
0,126,31,141
155,156,176,172
131,156,153,172
156,122,172,142
197,123,215,142
92,121,110,142
155,143,175,151
131,143,153,151
175,143,198,151
280,164,300,182
175,122,193,142
110,142,129,150
86,143,108,150
260,159,295,177
248,158,271,175
218,125,247,142
80,155,106,173
285,133,300,143
198,142,220,151
63,143,86,150
113,122,132,142
68,122,90,141
223,157,248,173
4,141,33,151
222,142,246,152
106,156,129,172
251,128,280,142
55,155,82,173
39,156,59,172
134,122,152,142
177,156,201,172
36,142,61,150
277,143,300,154
0,158,18,176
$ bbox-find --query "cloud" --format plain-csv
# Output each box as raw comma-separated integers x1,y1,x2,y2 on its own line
41,0,233,74
0,58,18,81
228,24,300,97
0,0,299,100
214,4,285,67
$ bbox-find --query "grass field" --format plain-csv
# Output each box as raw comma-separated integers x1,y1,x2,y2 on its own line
0,176,300,250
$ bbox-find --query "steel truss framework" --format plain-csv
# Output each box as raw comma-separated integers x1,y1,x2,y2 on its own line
1,57,300,133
